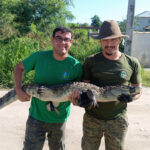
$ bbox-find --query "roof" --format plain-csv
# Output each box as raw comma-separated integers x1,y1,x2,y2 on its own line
136,11,150,17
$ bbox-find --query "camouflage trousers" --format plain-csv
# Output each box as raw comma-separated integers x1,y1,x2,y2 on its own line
23,115,66,150
82,113,128,150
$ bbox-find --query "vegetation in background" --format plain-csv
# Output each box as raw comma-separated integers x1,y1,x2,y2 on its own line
70,28,102,63
119,17,140,32
0,0,74,40
0,37,39,87
91,15,102,27
141,68,150,87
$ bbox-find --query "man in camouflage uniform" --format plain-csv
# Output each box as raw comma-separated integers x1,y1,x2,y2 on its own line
70,20,142,150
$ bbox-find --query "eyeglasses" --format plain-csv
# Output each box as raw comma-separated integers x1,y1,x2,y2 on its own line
54,36,72,43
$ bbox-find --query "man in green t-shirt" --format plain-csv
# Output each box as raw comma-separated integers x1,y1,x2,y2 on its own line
70,20,142,150
14,26,82,150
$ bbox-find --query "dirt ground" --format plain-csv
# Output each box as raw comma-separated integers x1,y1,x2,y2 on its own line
0,87,150,150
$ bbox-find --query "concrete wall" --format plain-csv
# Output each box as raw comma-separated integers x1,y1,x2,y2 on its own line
131,32,150,67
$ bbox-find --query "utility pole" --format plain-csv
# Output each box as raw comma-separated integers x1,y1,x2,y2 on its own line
124,0,135,55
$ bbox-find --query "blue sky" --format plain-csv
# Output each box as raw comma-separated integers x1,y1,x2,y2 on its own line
69,0,150,24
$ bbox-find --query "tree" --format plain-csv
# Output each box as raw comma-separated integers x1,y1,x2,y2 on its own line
119,17,140,33
0,0,74,38
91,15,102,27
0,0,18,40
119,20,127,32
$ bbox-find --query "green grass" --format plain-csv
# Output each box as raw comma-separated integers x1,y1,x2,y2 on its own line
141,69,150,87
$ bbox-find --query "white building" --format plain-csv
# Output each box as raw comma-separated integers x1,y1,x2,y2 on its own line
134,11,150,31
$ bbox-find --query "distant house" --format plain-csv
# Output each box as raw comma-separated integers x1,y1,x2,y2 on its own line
134,11,150,31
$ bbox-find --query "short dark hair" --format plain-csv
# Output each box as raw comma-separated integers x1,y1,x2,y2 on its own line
52,26,73,38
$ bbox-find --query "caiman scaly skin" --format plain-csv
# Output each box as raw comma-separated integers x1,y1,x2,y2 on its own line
0,82,141,110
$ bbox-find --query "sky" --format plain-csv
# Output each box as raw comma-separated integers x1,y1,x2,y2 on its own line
69,0,150,24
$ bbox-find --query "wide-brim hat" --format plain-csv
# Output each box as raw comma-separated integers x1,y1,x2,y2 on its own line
95,20,129,39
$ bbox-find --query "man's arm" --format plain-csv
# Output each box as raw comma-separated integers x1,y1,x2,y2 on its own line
84,80,142,102
131,83,142,100
14,62,30,102
68,80,91,104
118,83,142,103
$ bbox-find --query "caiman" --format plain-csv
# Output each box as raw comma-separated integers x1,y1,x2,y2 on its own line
0,82,141,111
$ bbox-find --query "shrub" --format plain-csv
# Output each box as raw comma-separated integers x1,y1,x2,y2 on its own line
0,37,39,87
70,38,102,63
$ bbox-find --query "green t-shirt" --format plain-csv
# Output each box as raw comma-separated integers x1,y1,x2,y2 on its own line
83,52,141,120
23,50,82,123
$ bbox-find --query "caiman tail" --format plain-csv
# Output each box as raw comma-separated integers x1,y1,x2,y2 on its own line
0,89,17,109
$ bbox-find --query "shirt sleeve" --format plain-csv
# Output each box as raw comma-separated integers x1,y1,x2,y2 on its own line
22,52,39,73
83,56,92,81
130,58,142,84
74,62,83,81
